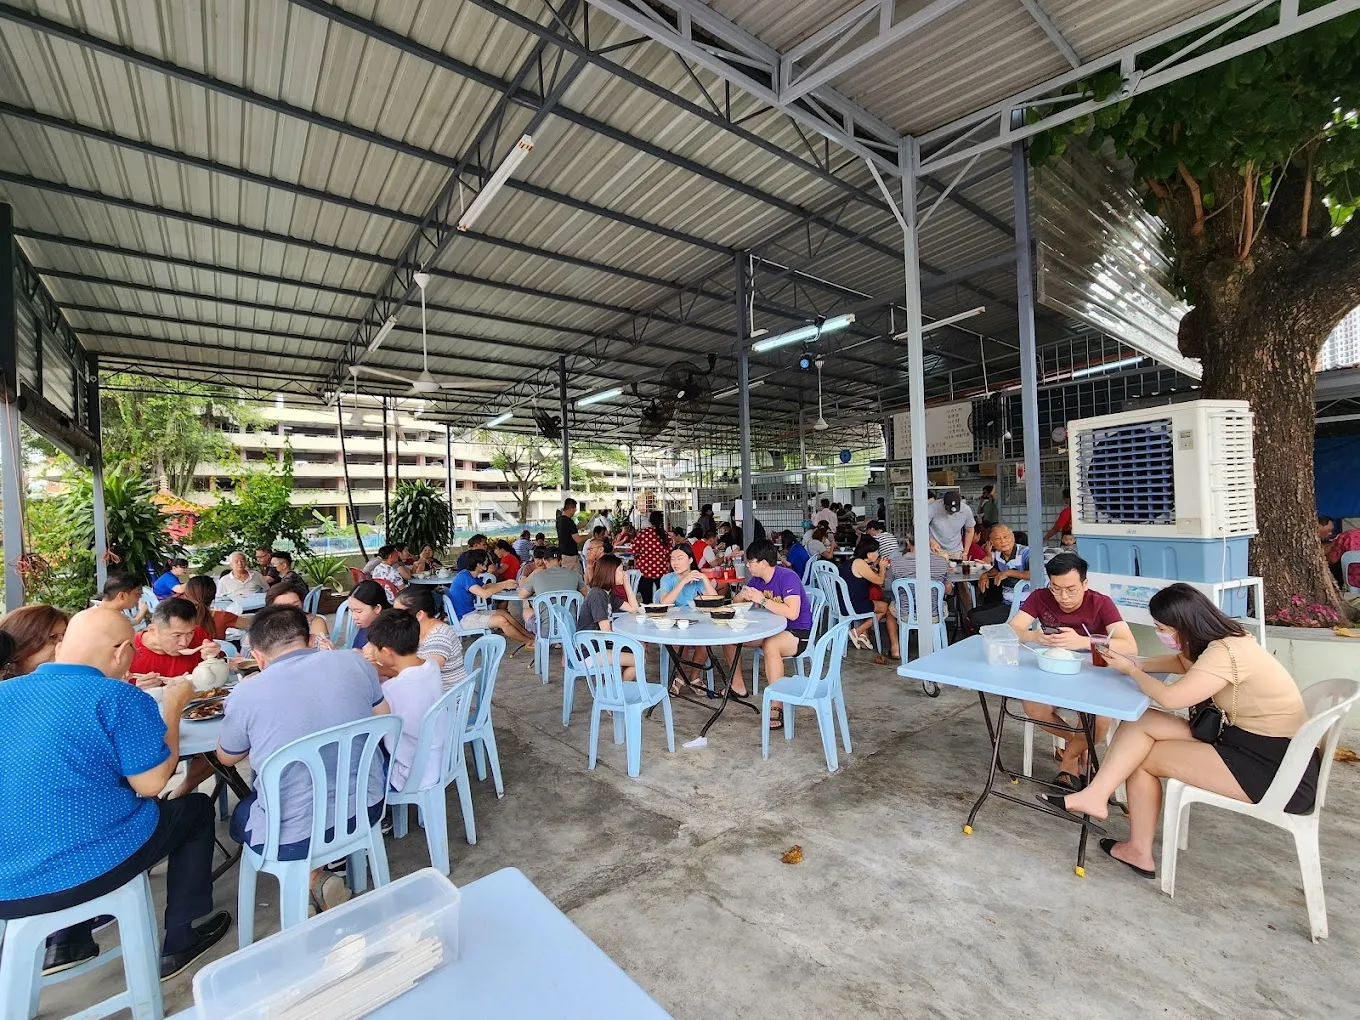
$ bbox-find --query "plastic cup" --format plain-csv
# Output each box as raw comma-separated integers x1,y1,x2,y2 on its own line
1089,635,1109,667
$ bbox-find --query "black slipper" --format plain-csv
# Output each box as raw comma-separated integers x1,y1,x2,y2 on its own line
768,709,784,731
1099,838,1155,879
1034,793,1108,835
1053,771,1088,792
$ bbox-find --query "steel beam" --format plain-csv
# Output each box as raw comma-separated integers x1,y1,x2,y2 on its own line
1017,0,1081,68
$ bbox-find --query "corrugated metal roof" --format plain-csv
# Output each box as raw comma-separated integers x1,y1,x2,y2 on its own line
0,0,1240,443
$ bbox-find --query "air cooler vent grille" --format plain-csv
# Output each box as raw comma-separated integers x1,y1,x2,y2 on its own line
1076,419,1175,526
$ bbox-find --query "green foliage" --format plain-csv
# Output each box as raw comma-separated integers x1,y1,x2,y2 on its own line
1028,9,1360,292
296,553,350,591
386,480,454,552
20,464,171,611
192,456,311,571
309,509,349,538
484,430,627,522
100,373,260,495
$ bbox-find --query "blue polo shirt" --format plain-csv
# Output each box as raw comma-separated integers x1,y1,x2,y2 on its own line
0,664,169,901
785,542,810,578
152,570,181,599
448,570,479,620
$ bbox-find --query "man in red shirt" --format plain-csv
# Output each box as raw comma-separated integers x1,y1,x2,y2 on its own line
130,598,221,681
1043,487,1074,543
1008,552,1137,788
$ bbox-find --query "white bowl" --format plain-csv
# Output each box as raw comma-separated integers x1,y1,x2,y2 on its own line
727,618,750,630
654,618,676,630
675,619,691,629
730,602,752,614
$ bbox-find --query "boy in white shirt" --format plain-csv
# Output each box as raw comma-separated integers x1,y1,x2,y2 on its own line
364,609,444,793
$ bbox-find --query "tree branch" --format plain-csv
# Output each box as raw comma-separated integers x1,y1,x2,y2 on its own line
1177,163,1205,237
1295,215,1360,330
1239,162,1255,260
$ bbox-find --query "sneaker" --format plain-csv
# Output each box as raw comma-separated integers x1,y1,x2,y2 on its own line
159,911,231,981
42,940,99,976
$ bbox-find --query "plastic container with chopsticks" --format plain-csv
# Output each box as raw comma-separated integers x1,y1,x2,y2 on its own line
193,868,459,1020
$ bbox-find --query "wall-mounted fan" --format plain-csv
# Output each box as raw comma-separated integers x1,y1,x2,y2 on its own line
533,410,562,441
350,273,500,393
659,357,714,423
971,394,1003,446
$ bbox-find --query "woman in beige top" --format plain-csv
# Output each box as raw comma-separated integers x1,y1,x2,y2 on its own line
1044,583,1318,880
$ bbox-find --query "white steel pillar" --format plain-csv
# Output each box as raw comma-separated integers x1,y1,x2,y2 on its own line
1011,131,1047,587
736,255,753,536
92,455,109,590
898,137,936,655
558,355,571,500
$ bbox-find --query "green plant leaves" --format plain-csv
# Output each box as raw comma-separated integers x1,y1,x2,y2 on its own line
386,480,454,553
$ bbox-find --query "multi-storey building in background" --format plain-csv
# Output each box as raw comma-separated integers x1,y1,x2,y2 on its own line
1320,306,1360,371
189,405,632,528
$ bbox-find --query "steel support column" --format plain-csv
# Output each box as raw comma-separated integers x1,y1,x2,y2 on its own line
87,354,108,590
736,256,753,536
381,398,391,528
445,426,455,514
559,356,571,501
1011,133,1047,587
897,138,935,655
0,202,21,610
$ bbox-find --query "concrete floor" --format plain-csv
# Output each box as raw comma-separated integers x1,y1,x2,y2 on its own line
38,645,1360,1019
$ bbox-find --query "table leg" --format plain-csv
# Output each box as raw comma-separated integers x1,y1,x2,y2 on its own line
965,694,1007,834
1073,711,1103,877
200,753,250,878
696,644,760,737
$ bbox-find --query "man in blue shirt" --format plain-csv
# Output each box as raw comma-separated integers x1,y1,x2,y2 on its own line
152,557,190,599
0,609,230,979
448,550,535,649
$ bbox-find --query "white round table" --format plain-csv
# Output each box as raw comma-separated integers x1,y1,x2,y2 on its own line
611,606,786,737
492,590,526,602
409,575,456,586
214,592,266,613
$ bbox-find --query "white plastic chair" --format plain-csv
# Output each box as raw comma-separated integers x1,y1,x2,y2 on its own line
1160,677,1360,941
236,714,402,948
528,590,583,682
463,634,507,797
761,621,853,773
388,674,479,869
751,588,827,697
573,630,674,777
0,874,162,1020
1341,551,1360,596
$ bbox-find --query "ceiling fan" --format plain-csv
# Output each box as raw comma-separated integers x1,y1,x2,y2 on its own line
349,273,501,393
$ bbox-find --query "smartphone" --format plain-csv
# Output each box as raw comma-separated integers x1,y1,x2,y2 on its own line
1040,625,1062,635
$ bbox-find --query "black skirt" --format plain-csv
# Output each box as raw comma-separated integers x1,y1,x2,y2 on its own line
1215,725,1320,813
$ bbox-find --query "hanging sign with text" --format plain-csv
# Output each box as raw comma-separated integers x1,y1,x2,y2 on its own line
891,401,974,458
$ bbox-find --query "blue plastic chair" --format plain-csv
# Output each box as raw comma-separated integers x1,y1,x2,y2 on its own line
529,590,583,683
1006,580,1033,622
445,593,489,640
821,571,882,653
1342,552,1360,596
751,588,827,697
806,559,838,594
625,568,642,593
553,610,591,727
303,585,322,615
573,630,674,778
473,572,497,612
236,715,402,948
330,599,357,647
890,578,947,696
0,873,161,1020
762,621,853,773
389,674,479,870
463,634,507,798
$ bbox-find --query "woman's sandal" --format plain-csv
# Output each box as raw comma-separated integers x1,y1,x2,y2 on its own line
768,708,784,731
1099,838,1155,879
1034,793,1108,836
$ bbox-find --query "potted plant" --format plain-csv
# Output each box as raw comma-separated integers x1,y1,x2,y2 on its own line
387,480,454,556
296,553,351,614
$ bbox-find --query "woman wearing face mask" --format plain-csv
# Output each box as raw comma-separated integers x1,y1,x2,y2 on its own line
1042,583,1319,881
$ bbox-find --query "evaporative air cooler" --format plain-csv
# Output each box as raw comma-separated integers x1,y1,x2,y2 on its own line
1066,400,1256,594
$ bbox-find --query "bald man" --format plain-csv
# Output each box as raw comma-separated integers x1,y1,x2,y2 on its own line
0,609,231,979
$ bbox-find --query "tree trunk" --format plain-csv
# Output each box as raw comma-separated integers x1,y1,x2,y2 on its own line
1186,308,1339,616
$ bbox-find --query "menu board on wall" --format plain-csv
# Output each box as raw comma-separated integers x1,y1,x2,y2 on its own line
891,401,974,459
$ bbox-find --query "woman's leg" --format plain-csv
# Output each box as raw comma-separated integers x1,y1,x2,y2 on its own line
491,610,535,649
876,601,898,661
1062,711,1192,819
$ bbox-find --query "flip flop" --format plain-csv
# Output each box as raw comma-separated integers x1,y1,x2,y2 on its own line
1034,793,1108,836
1053,771,1088,792
1099,838,1155,879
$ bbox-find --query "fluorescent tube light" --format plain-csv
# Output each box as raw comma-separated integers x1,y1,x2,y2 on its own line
457,134,535,232
575,386,622,408
893,306,986,340
751,313,855,353
486,410,514,428
1070,355,1146,378
714,379,766,400
367,316,397,353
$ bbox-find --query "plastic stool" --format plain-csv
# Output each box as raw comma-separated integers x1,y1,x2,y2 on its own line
0,872,164,1020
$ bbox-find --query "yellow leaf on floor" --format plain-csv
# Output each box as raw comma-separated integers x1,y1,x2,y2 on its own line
1334,747,1359,763
781,845,804,864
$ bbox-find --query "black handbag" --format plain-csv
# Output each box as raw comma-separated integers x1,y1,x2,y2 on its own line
1188,640,1239,744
